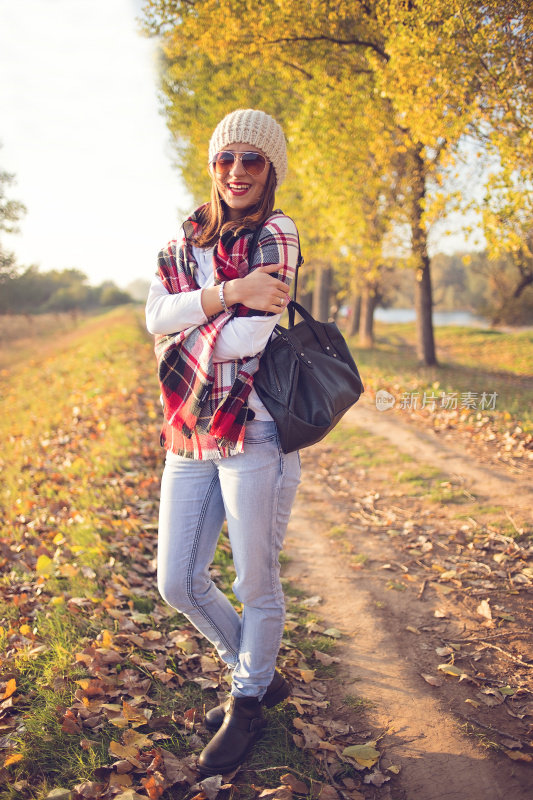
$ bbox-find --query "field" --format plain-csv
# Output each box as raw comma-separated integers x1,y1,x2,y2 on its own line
0,309,531,800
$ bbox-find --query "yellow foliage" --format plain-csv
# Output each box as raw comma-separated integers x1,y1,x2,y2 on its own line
35,554,53,575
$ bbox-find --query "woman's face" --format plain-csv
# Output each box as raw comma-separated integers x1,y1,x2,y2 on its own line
211,142,270,221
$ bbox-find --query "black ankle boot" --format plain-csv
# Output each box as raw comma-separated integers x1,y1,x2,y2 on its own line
204,670,290,731
198,696,267,776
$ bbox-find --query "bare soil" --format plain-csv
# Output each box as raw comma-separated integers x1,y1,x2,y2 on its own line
283,394,533,800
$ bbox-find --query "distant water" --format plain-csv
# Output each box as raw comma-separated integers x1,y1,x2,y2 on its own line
375,308,489,327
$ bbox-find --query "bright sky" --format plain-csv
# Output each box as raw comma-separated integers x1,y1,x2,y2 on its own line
1,0,482,291
0,0,192,289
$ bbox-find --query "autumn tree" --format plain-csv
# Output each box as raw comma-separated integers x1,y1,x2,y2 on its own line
0,153,26,283
142,0,533,361
143,1,407,337
142,0,469,363
462,3,533,321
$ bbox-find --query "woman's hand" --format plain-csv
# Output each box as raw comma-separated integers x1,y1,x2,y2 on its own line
225,265,290,313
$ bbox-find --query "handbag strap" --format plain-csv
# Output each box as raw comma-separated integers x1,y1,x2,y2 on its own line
287,300,340,354
247,212,303,304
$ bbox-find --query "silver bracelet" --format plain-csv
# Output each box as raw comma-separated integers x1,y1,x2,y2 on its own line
219,281,230,313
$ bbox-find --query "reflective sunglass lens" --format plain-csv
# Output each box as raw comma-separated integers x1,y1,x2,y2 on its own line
213,151,267,176
213,152,235,172
241,153,266,175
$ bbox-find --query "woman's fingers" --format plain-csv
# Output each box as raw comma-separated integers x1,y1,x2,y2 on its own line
257,265,290,290
234,266,291,311
258,264,283,273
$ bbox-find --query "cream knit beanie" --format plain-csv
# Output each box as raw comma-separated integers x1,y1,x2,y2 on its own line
208,109,288,187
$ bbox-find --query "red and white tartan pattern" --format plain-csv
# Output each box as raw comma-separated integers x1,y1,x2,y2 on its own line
153,207,299,459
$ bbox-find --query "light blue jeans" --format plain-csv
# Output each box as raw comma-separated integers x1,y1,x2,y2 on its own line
157,420,301,699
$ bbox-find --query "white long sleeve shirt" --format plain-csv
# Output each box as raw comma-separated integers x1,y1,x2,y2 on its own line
145,237,296,420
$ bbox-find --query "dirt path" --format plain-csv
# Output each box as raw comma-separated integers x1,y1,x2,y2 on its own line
343,395,533,512
283,401,533,800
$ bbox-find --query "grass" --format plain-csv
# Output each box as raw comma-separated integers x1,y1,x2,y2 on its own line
347,322,533,432
0,308,357,797
428,484,471,504
325,425,414,469
342,694,375,713
0,308,164,796
2,312,530,795
246,705,325,793
327,524,348,539
327,424,473,507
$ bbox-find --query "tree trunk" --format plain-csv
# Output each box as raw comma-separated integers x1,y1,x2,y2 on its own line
347,293,361,337
359,286,377,348
312,264,332,322
298,289,313,314
410,147,437,366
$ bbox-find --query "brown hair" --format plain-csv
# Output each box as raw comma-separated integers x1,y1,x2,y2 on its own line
193,165,277,248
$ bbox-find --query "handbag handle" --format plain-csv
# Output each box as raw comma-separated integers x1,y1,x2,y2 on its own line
286,300,338,354
248,213,303,304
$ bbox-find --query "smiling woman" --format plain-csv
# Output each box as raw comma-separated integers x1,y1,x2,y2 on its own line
211,146,271,215
145,108,302,776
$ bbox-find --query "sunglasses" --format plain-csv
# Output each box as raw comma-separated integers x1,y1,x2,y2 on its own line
211,150,269,177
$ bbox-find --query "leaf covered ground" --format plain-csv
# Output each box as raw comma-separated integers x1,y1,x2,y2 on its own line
0,310,388,800
0,310,531,800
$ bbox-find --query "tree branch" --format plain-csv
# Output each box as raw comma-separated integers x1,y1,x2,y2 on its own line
277,58,314,81
261,33,389,61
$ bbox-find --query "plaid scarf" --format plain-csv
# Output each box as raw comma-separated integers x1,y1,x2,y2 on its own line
154,206,294,459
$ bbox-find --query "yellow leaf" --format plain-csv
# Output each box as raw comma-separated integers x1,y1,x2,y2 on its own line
110,773,133,788
122,729,153,749
36,555,53,574
102,630,113,647
438,664,467,678
57,563,79,578
342,743,379,768
318,740,339,752
122,701,149,722
173,639,195,654
109,717,130,728
2,678,17,700
299,669,315,684
109,741,139,760
142,630,162,641
4,753,23,767
200,655,219,672
51,596,65,606
101,703,122,713
19,624,31,636
53,533,65,545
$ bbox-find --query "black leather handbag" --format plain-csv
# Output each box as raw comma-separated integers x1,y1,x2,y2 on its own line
250,224,364,453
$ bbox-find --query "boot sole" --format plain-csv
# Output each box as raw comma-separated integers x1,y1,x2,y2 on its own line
204,679,290,731
198,726,265,777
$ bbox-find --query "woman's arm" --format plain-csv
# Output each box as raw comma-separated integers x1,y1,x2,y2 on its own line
212,314,282,362
224,212,299,312
146,213,300,349
145,275,208,335
212,214,300,361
